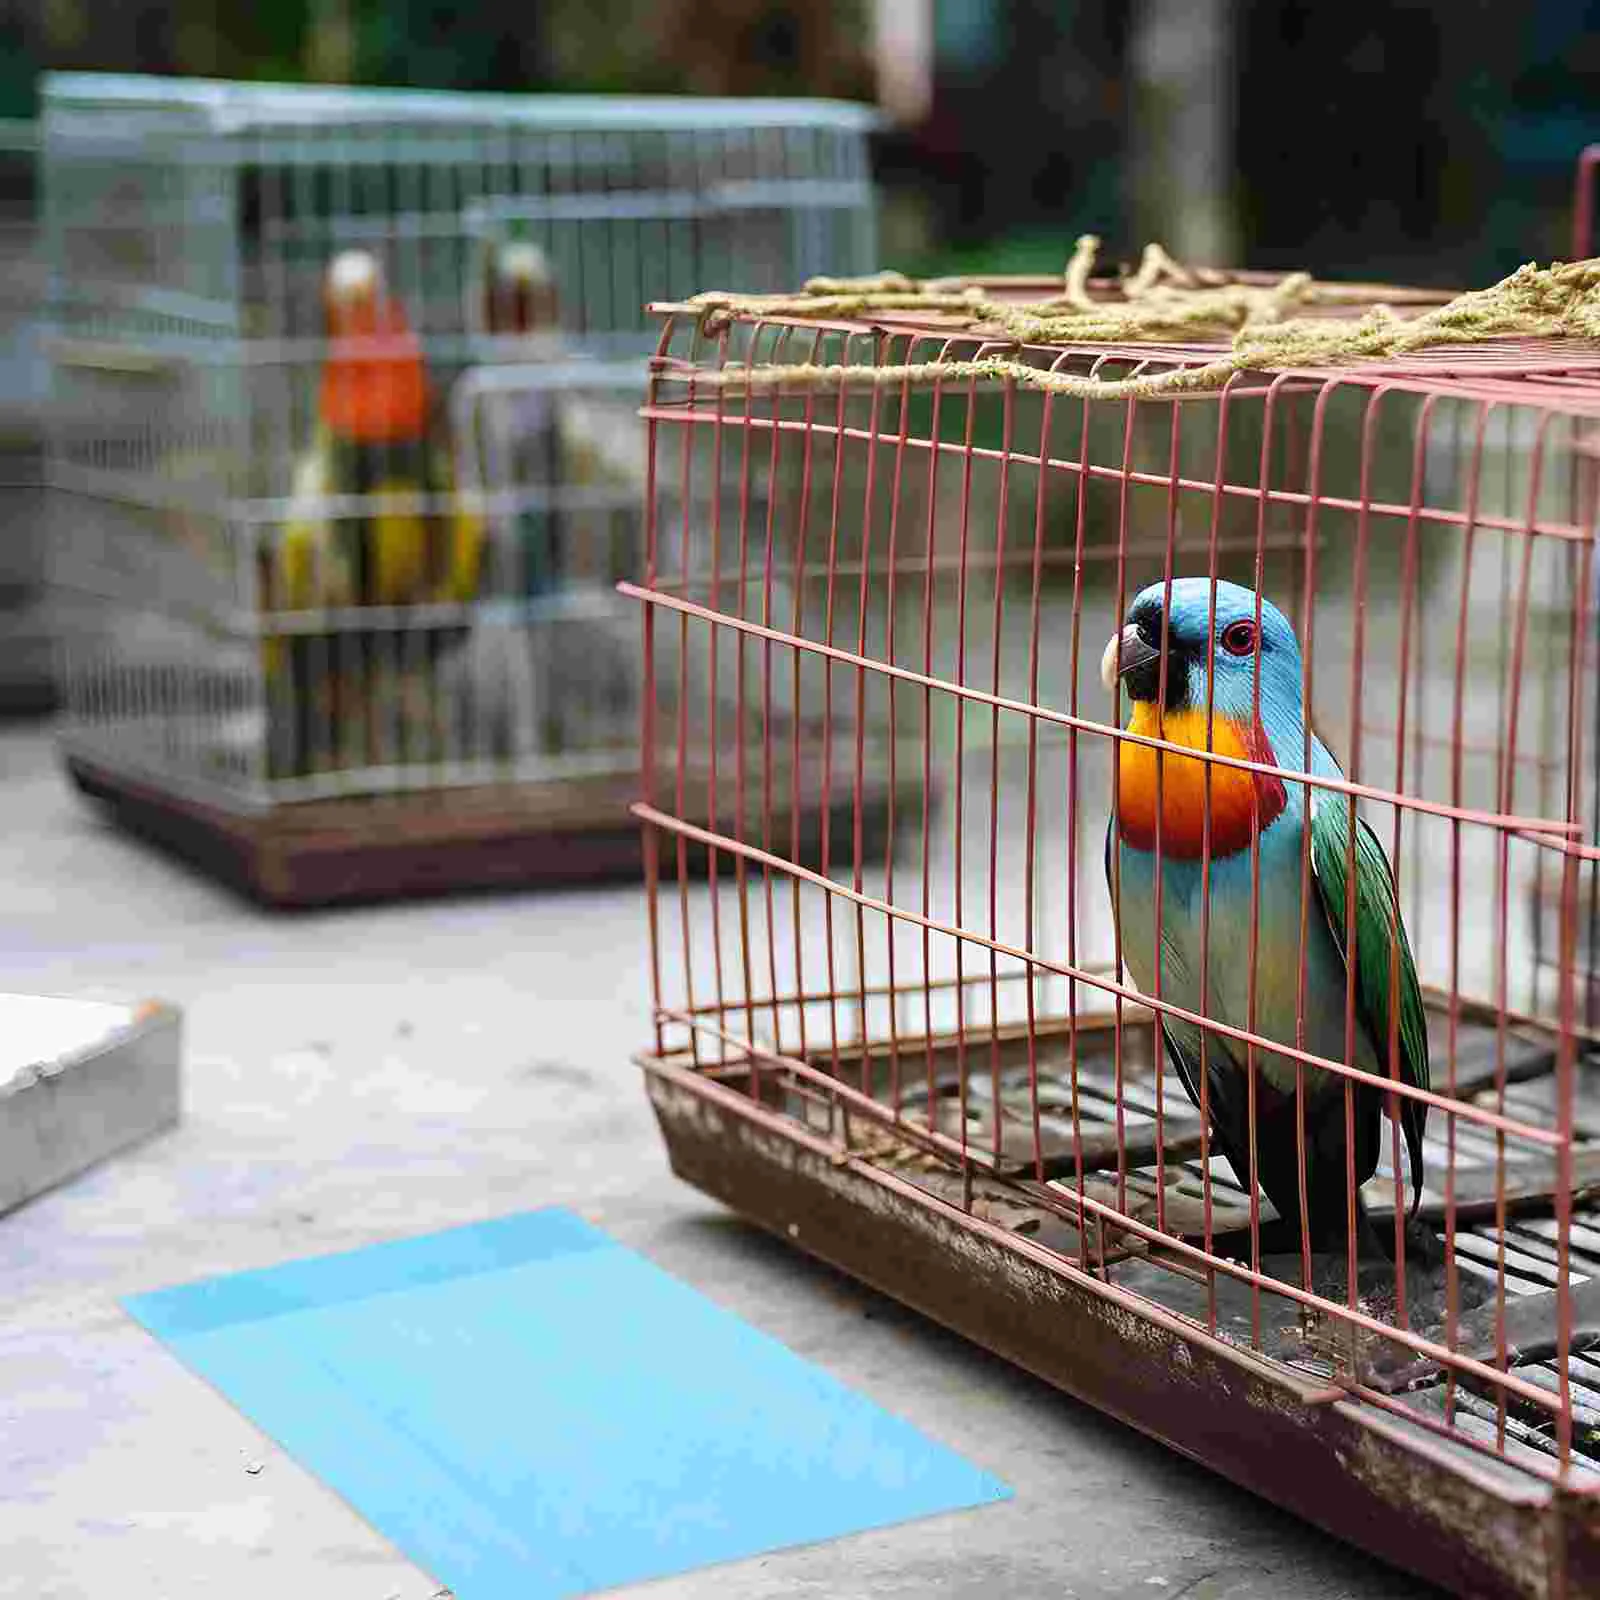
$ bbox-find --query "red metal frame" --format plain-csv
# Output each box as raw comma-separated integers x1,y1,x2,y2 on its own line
629,247,1600,1593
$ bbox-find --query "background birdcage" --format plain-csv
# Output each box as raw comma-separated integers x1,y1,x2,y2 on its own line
634,277,1600,1595
40,72,882,901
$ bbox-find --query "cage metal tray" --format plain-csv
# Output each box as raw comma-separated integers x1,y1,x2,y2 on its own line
66,753,923,909
642,999,1600,1599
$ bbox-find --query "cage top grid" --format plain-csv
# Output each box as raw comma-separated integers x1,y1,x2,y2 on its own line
648,249,1600,405
40,71,881,356
40,74,884,143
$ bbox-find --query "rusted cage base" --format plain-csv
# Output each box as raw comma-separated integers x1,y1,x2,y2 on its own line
68,755,919,908
643,1054,1600,1600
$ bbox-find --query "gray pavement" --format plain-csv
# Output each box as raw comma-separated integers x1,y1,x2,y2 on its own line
0,723,1424,1599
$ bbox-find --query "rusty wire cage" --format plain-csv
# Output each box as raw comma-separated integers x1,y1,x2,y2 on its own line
40,72,880,902
632,260,1600,1595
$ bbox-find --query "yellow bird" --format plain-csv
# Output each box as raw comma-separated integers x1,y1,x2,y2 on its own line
261,251,486,776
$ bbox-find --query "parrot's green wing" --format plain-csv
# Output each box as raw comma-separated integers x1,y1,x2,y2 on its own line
1309,796,1430,1214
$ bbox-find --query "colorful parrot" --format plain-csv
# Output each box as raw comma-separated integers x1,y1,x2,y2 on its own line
427,231,566,765
469,231,565,599
452,228,645,760
261,249,485,775
1101,578,1430,1260
474,230,562,348
317,247,487,606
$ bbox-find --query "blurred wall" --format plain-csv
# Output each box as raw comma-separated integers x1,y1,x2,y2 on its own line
2,0,1590,286
1233,2,1596,286
0,0,875,105
874,0,1593,287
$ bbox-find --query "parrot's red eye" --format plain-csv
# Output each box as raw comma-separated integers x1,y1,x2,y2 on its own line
1220,620,1258,657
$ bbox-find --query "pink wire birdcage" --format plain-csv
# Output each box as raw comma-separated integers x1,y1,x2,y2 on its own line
628,228,1600,1596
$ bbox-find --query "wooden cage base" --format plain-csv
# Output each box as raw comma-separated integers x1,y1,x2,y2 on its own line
67,755,912,909
642,1049,1600,1600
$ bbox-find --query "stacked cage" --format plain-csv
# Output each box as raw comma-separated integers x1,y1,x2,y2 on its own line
42,73,879,900
634,269,1600,1594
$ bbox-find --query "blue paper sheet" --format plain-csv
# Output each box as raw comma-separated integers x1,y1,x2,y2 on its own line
123,1208,1009,1598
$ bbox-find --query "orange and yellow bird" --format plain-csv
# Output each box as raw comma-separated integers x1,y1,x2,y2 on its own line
1103,579,1431,1261
262,250,485,774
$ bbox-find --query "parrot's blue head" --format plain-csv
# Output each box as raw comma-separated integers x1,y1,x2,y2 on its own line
1100,578,1303,728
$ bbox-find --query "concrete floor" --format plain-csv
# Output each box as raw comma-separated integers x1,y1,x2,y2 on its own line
0,723,1426,1600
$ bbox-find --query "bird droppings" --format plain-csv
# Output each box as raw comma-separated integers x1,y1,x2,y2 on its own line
513,1058,596,1091
243,1459,263,1476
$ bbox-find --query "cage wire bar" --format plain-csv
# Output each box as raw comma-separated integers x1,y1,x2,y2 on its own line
40,73,880,901
632,275,1600,1595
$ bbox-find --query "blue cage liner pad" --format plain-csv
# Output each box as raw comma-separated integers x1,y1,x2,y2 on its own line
123,1207,1010,1600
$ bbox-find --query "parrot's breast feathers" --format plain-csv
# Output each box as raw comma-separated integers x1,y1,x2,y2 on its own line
1115,703,1287,857
320,302,429,444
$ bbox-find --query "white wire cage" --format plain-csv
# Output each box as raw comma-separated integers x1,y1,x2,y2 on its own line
41,73,879,839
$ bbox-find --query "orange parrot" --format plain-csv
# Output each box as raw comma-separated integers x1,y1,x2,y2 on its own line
262,250,484,776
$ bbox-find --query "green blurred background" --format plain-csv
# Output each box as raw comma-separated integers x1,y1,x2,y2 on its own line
5,0,1596,286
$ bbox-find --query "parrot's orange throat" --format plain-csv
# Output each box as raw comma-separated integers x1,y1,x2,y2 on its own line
319,294,429,444
1115,703,1288,858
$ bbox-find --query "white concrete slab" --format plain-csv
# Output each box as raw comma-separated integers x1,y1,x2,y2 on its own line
0,994,137,1089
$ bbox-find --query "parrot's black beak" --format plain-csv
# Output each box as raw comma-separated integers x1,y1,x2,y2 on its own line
1099,623,1162,695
